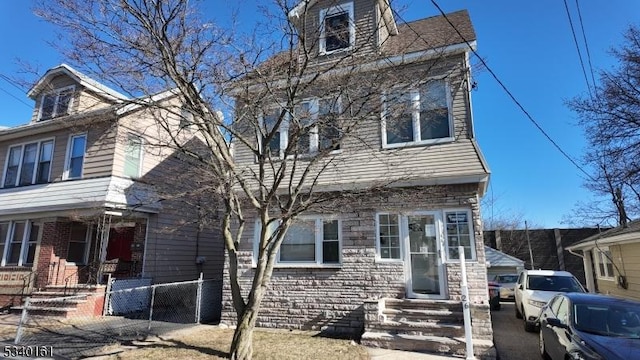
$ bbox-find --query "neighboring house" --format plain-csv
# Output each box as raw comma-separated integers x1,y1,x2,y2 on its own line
567,220,640,301
222,1,494,357
484,228,603,287
484,246,524,279
0,64,223,309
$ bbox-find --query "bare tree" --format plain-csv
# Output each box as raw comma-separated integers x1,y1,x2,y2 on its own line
567,25,640,226
33,1,472,358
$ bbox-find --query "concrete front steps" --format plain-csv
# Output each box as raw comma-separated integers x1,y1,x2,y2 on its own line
362,298,496,359
11,284,107,318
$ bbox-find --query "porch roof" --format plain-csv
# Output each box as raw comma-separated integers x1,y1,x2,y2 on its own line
0,176,160,218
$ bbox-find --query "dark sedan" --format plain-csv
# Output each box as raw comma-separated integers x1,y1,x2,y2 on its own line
539,292,640,360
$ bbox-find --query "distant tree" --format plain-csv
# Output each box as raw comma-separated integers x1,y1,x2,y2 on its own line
567,25,640,227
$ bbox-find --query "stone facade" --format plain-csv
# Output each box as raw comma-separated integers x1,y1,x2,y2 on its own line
221,184,491,339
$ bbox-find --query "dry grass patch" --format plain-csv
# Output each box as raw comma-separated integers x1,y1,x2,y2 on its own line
109,326,370,360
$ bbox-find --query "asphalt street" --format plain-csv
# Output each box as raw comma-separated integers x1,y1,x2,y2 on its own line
491,302,540,360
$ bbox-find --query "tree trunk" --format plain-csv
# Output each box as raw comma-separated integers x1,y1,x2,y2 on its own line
229,299,262,360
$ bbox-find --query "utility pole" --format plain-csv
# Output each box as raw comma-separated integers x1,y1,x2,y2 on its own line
525,221,535,269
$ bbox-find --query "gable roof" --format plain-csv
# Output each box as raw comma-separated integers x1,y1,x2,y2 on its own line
384,10,476,56
484,246,525,268
27,64,128,101
567,219,640,250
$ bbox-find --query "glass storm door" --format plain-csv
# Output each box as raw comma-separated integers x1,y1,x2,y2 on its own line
405,214,445,299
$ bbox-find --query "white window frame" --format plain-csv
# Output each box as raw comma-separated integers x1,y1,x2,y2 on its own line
319,2,355,55
38,85,75,121
123,133,144,178
66,222,92,265
374,209,477,263
253,216,342,267
594,247,615,281
381,80,454,149
443,209,476,262
0,220,38,267
2,138,55,188
64,133,87,180
375,213,403,262
259,98,342,159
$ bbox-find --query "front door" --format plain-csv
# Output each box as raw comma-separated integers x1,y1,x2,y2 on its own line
404,213,446,299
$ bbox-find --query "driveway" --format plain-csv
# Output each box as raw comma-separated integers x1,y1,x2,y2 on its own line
491,302,539,360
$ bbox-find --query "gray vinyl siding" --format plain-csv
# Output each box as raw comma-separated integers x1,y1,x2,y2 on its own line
232,53,485,190
0,122,116,186
301,0,379,64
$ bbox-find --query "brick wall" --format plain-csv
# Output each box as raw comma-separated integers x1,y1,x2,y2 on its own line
221,184,490,338
35,221,72,287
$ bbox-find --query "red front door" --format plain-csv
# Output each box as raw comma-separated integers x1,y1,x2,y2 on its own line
106,227,134,261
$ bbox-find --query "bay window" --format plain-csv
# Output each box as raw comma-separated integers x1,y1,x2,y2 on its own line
382,80,452,148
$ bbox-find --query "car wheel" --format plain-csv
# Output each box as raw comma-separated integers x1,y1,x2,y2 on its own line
524,319,537,332
515,304,522,319
539,329,550,360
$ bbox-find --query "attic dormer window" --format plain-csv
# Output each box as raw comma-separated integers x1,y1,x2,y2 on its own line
320,2,354,54
40,86,74,121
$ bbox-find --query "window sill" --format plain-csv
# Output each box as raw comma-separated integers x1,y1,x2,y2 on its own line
319,46,353,57
444,259,478,264
252,263,342,269
382,137,455,150
374,258,404,264
597,276,615,282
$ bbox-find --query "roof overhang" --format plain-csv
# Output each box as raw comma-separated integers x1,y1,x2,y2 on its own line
567,231,640,251
0,176,160,221
28,64,128,101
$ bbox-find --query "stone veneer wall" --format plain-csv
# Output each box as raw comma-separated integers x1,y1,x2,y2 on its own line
220,184,491,339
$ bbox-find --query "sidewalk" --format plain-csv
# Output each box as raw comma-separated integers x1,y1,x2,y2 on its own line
367,348,465,359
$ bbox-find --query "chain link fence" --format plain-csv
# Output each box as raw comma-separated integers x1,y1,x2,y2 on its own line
10,276,222,359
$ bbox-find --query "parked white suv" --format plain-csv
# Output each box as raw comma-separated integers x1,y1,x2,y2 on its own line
514,269,585,332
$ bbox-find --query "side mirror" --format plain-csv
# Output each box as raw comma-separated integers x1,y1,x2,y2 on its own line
518,284,523,290
546,318,567,329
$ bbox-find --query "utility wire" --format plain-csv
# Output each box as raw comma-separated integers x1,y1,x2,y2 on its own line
429,0,595,182
563,0,593,98
0,73,32,108
574,0,598,94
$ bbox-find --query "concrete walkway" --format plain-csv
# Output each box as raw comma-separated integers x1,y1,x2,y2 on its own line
367,348,465,359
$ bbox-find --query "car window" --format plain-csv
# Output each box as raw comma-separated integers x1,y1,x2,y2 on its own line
527,275,584,292
496,275,518,283
556,298,569,324
550,296,564,315
574,302,640,338
517,273,523,285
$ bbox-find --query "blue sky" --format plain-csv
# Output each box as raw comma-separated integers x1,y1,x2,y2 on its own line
0,1,638,228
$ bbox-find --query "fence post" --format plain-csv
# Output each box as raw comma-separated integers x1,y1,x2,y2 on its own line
103,275,113,316
195,272,203,324
15,298,30,344
148,285,156,331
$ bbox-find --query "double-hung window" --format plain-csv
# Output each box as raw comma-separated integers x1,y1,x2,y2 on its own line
255,216,341,266
1,221,39,267
65,134,87,179
444,210,475,261
261,97,342,158
39,86,74,121
595,247,615,280
3,139,54,188
124,134,143,178
319,2,354,54
382,80,452,148
67,222,91,264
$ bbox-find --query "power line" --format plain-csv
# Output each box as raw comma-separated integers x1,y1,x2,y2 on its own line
0,73,32,108
429,0,595,182
563,0,593,98
574,0,597,92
